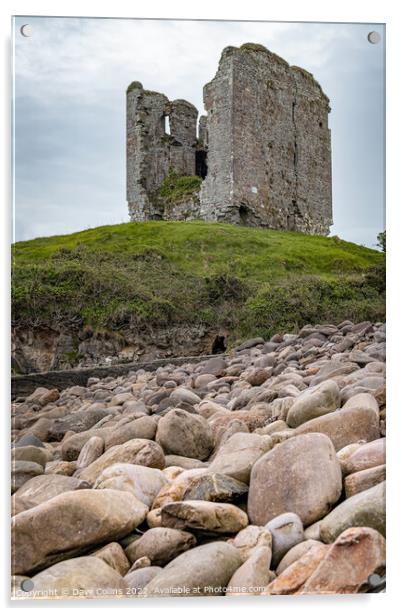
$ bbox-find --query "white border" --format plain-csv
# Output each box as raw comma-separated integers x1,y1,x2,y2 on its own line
1,1,401,615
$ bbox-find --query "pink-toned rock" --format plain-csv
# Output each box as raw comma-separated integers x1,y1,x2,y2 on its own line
342,438,385,475
299,527,385,594
344,464,386,498
262,543,328,595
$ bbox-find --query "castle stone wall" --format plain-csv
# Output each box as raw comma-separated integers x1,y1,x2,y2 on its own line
199,44,332,233
127,84,198,220
126,44,333,235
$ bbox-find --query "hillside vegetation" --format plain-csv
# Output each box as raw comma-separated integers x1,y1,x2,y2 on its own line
12,221,385,344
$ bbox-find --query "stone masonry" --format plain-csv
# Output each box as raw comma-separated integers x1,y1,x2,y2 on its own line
127,43,332,234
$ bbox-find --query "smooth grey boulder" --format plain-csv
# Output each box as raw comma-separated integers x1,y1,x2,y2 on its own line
140,541,244,597
320,481,386,543
266,512,305,567
287,380,341,428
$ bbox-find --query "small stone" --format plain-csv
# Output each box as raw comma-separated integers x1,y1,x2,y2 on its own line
161,500,248,534
254,420,288,436
76,435,104,469
164,454,208,469
229,525,272,559
130,556,151,570
266,512,305,567
92,541,131,576
45,460,77,476
123,566,162,593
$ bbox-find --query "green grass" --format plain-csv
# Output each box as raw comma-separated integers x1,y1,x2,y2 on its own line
12,221,385,345
157,171,202,204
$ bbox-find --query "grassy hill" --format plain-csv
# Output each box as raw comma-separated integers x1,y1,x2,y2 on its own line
12,221,385,344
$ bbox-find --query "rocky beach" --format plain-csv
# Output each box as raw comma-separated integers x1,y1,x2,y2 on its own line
11,319,386,599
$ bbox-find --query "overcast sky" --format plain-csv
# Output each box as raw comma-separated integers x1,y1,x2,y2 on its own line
13,17,385,247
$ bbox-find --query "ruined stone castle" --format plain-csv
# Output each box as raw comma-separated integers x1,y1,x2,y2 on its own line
126,43,332,234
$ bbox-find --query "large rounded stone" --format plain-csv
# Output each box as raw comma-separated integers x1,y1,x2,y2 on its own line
11,445,48,468
294,407,380,451
125,527,196,566
48,408,112,441
12,489,148,574
319,481,386,543
156,409,213,461
208,432,273,483
287,380,341,428
248,433,342,526
169,387,201,406
94,463,168,507
13,474,89,510
77,439,165,485
141,541,244,597
104,416,157,449
161,500,248,534
266,512,305,567
11,461,43,493
30,556,125,598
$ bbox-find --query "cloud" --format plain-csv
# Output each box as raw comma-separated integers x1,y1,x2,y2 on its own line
13,17,385,245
